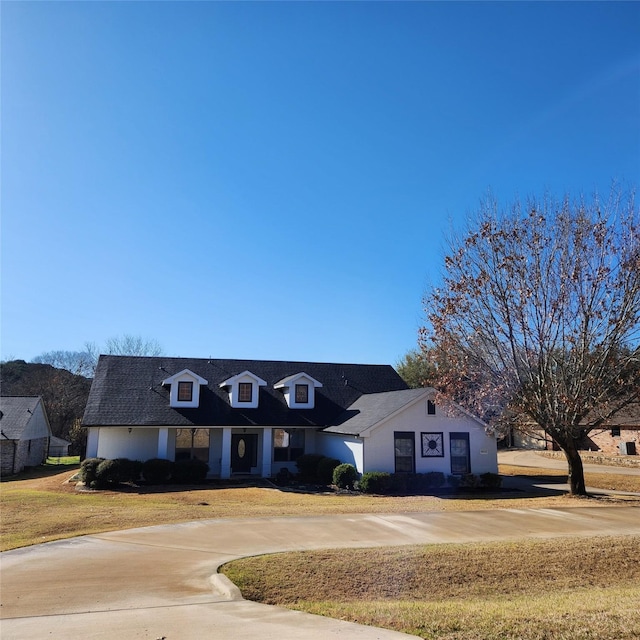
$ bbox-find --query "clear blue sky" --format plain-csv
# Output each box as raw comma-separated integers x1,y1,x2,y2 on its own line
2,1,639,366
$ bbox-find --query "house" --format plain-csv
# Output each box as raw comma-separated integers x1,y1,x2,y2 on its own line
49,436,71,458
82,355,498,479
0,396,52,475
511,404,639,456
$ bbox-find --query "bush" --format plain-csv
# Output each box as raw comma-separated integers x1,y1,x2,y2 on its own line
142,458,173,484
480,472,502,489
296,454,326,482
333,463,359,490
79,457,103,486
359,471,392,494
95,459,124,486
316,457,341,485
172,458,209,484
424,471,446,489
447,474,461,488
459,473,480,489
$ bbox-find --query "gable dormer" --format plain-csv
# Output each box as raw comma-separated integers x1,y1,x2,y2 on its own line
274,372,323,409
162,369,208,409
219,371,267,409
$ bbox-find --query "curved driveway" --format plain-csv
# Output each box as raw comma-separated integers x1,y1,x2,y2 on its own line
2,506,640,640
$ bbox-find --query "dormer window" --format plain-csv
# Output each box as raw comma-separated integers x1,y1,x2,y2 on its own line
162,369,208,409
295,384,309,404
238,382,253,403
275,373,323,409
178,381,193,402
220,371,267,409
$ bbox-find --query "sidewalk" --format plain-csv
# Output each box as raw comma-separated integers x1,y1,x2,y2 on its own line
2,507,640,640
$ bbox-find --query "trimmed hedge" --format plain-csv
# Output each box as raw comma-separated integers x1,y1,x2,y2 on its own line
295,454,326,482
79,457,104,488
316,457,341,485
333,463,359,490
359,471,392,494
172,458,209,484
142,458,173,484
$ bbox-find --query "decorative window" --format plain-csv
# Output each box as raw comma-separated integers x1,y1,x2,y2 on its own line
274,373,322,409
219,371,267,409
421,432,444,457
238,382,253,403
273,428,305,462
178,381,193,402
427,400,436,415
295,384,309,404
162,369,208,408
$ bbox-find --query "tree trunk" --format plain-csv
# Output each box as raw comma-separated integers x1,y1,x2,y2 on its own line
561,442,587,496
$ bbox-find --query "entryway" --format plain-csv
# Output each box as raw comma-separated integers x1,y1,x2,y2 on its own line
231,433,258,473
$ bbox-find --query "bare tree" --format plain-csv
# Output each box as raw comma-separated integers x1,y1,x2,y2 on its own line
103,335,164,357
421,189,640,495
32,350,96,378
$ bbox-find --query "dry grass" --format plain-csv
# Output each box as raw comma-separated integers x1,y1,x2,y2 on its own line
221,536,640,639
1,463,639,551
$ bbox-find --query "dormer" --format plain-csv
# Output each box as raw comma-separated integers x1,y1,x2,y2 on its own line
274,372,323,409
162,369,208,409
219,371,267,409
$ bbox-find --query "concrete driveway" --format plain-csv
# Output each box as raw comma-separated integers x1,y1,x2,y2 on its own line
2,506,640,640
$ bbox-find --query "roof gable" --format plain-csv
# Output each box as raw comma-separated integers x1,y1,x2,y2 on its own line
0,397,51,440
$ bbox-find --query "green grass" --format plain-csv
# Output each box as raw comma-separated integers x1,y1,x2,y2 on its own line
45,456,80,465
222,536,640,640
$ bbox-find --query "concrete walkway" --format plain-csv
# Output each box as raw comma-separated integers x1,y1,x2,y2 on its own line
2,506,640,640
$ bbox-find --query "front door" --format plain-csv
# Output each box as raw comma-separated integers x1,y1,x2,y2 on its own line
450,432,470,475
231,434,257,473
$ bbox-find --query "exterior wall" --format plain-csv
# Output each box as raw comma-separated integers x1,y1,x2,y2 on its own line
317,433,364,473
1,436,48,475
362,398,498,475
587,428,640,455
95,427,160,461
512,430,549,450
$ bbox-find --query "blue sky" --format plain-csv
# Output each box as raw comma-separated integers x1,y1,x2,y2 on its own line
2,1,639,367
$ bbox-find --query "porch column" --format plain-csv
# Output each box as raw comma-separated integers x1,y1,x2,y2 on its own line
220,427,232,479
157,428,169,459
86,428,99,458
262,428,273,478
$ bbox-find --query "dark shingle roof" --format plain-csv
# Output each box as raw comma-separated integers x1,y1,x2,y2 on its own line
0,397,43,439
82,356,409,428
325,388,429,435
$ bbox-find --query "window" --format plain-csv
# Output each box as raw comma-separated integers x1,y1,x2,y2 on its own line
273,428,305,462
295,384,309,404
450,433,470,475
238,382,253,403
177,381,193,402
611,427,621,437
394,432,415,473
427,400,436,415
175,428,210,462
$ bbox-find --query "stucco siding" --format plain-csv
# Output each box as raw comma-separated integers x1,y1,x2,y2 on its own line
318,433,364,472
96,428,160,461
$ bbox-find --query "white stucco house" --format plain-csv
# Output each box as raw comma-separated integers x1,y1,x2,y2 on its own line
82,356,498,480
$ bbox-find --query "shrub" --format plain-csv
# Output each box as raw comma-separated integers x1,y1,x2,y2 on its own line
172,458,209,484
480,472,502,489
424,471,446,489
447,474,461,488
296,454,326,482
95,459,124,486
459,473,480,489
333,463,359,490
316,457,341,485
359,471,392,494
389,473,409,494
142,458,173,484
79,457,104,486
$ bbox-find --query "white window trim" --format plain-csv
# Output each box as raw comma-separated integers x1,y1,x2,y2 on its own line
162,369,208,409
219,371,267,409
274,372,323,409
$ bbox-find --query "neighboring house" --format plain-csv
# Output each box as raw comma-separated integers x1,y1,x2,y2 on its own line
0,396,52,475
49,436,71,458
82,356,498,479
511,404,640,455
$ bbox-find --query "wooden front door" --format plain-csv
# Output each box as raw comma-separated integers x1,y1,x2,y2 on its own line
231,434,257,473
